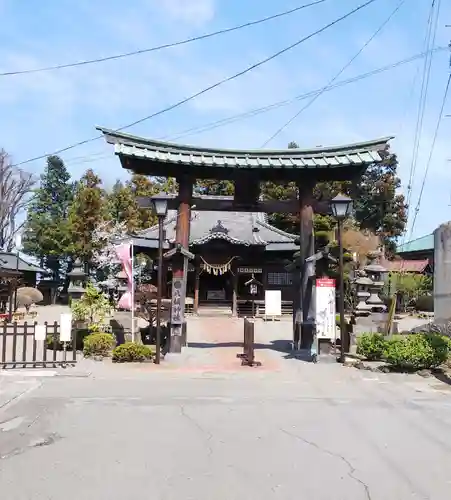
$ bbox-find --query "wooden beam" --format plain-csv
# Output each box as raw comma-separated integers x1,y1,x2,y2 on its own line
137,196,330,214
234,174,260,206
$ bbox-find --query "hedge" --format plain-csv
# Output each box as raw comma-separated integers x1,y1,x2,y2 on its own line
112,342,154,363
356,332,450,371
83,333,116,358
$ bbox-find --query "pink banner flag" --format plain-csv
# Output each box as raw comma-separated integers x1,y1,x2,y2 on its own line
115,243,133,311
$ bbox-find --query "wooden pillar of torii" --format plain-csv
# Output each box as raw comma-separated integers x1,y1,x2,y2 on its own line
168,175,193,353
293,180,316,351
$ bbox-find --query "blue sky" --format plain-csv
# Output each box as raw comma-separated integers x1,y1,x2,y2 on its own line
0,0,450,241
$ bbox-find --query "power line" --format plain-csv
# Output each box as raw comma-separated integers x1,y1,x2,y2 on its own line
261,0,405,147
394,0,440,271
405,0,441,225
12,0,380,168
409,72,451,237
0,0,328,77
167,46,447,142
63,45,449,167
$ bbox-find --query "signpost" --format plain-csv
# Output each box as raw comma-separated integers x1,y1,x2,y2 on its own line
315,278,336,341
34,324,46,341
264,290,282,321
60,313,73,365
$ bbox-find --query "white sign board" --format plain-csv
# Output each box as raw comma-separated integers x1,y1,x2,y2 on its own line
265,290,282,317
34,324,46,341
315,278,336,340
237,267,262,274
60,313,73,342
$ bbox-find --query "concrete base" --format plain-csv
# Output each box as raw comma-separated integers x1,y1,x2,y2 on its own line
341,354,363,367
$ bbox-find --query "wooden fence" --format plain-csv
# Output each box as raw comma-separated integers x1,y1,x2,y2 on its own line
1,321,78,369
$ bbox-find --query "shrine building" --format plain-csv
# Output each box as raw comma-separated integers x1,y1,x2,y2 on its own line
130,197,299,317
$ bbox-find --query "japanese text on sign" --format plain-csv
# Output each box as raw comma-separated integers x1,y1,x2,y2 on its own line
315,278,336,340
171,278,185,324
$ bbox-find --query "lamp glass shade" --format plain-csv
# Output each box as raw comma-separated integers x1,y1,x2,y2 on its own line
151,193,169,217
330,193,353,220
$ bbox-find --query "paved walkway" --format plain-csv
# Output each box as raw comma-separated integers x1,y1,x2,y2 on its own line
86,316,298,376
169,316,294,371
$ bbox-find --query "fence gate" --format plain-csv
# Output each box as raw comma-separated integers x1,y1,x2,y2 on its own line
1,321,78,369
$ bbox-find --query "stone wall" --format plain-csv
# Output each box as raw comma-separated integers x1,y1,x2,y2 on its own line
433,222,451,322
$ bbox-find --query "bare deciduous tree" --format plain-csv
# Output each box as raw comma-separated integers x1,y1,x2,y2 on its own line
0,150,36,251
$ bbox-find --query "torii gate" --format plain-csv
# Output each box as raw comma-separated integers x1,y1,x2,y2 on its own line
98,127,391,353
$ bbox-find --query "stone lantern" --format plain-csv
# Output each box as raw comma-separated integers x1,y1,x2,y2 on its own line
67,259,87,301
353,275,373,317
364,252,387,313
115,269,128,300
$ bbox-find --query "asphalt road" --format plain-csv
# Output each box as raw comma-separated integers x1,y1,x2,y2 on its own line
1,363,451,500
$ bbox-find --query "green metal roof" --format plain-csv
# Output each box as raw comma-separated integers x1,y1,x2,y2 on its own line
397,234,434,254
98,128,392,171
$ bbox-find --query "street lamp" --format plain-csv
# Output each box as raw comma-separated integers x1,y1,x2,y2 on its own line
151,192,169,365
330,193,353,362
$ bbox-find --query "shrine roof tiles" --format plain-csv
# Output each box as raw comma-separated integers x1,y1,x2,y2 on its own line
98,128,391,170
132,197,298,251
0,252,47,274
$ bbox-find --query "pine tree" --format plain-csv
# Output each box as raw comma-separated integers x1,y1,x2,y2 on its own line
352,149,407,254
68,169,108,262
261,142,407,256
22,155,72,277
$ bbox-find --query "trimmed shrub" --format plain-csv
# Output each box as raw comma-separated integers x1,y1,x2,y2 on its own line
16,287,44,312
112,342,154,363
415,295,433,312
383,333,449,371
357,333,386,361
83,333,116,358
46,329,90,351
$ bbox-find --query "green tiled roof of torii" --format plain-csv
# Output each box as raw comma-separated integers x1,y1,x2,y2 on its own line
97,128,392,170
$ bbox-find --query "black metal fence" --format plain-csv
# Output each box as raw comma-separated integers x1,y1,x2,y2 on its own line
1,321,78,369
237,318,261,367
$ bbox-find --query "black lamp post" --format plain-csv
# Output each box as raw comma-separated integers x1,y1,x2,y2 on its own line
330,193,353,362
151,192,169,365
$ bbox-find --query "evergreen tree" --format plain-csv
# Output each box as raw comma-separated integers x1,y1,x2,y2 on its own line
22,155,72,277
261,142,407,255
352,149,407,254
107,180,141,232
127,174,179,230
194,179,234,196
68,169,108,262
126,174,159,229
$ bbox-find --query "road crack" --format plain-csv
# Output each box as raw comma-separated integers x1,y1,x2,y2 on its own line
280,427,372,500
179,405,213,458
